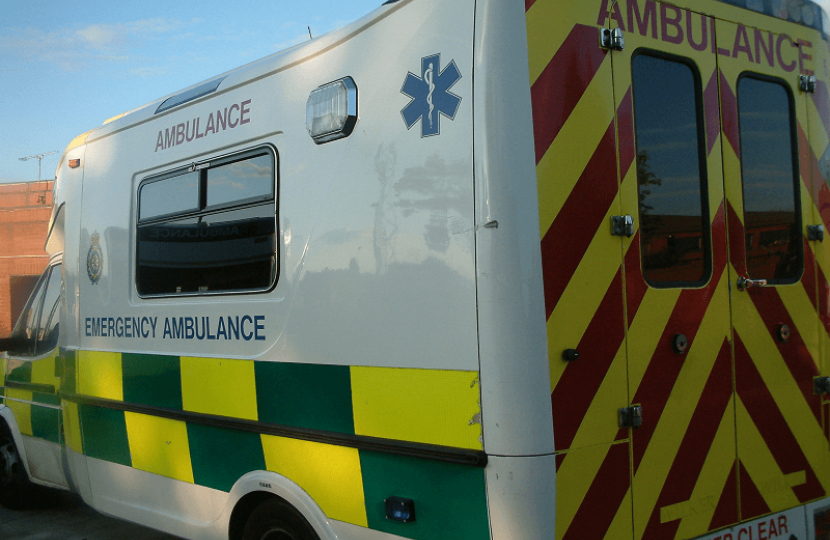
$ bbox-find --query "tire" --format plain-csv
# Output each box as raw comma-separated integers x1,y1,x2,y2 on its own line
242,498,320,540
0,423,57,510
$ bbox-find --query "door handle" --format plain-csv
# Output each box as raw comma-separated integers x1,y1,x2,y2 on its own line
737,276,767,291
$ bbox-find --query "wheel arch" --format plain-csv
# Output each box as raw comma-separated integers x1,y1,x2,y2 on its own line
224,470,336,540
0,405,33,480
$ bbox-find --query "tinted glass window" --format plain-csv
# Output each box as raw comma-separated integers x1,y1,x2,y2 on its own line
35,264,61,354
738,76,801,282
8,264,60,356
137,148,277,296
632,53,710,287
140,171,200,221
206,154,273,209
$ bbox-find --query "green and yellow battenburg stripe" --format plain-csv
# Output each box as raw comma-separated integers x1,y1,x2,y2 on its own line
3,348,489,540
3,351,62,444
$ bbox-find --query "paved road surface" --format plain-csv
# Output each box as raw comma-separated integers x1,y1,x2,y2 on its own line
0,491,180,539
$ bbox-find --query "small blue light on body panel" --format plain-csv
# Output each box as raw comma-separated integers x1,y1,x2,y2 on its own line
385,496,416,523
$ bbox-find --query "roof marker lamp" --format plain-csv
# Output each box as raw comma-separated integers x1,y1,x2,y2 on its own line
306,77,357,144
385,496,416,523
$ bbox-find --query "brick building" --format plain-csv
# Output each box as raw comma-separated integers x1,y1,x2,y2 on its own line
0,181,54,337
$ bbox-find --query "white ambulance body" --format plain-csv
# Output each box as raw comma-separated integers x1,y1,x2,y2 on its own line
2,1,553,539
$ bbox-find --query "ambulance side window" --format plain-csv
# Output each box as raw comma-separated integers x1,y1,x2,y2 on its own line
737,75,801,283
631,51,711,288
8,263,61,356
34,265,62,355
136,147,277,296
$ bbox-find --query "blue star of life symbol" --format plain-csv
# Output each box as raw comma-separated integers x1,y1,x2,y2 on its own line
401,54,462,137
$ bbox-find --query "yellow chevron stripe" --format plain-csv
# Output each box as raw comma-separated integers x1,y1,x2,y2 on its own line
722,146,744,223
736,397,801,512
731,285,830,495
548,184,626,393
673,399,737,539
631,273,730,539
537,60,615,237
604,489,634,540
626,288,681,393
777,284,820,371
556,441,628,540
526,0,592,86
807,99,830,153
568,342,627,450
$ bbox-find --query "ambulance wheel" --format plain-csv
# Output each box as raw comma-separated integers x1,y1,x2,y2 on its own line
0,423,55,510
242,498,320,540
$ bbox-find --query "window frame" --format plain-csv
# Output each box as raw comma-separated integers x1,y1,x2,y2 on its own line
135,145,279,299
8,262,62,357
735,71,803,285
630,48,713,289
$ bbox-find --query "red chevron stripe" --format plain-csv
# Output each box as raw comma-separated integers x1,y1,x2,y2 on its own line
709,461,739,532
737,461,772,524
734,334,825,505
551,271,625,451
727,201,748,276
617,87,636,179
798,124,830,229
526,0,537,12
640,339,733,540
796,240,830,339
541,123,618,319
802,239,819,313
531,24,608,164
626,231,649,327
719,70,740,159
812,81,830,140
704,70,721,155
562,443,631,540
630,203,727,473
744,287,822,426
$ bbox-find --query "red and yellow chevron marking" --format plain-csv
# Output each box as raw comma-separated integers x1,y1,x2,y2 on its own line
529,1,830,539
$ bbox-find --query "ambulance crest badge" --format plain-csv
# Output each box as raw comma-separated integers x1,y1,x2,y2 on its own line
87,233,103,285
401,53,462,137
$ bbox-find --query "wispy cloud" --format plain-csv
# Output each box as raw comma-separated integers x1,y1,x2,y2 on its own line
0,18,203,70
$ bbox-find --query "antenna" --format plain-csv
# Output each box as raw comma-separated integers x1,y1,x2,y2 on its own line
308,26,313,39
19,151,58,181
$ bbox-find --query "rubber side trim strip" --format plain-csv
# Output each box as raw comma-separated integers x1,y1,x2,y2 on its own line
60,392,488,468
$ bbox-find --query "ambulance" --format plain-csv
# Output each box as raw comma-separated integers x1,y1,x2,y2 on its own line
2,0,830,539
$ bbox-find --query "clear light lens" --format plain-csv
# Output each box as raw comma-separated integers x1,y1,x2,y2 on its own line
306,77,357,144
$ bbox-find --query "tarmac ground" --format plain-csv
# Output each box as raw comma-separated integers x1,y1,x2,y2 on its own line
0,490,180,539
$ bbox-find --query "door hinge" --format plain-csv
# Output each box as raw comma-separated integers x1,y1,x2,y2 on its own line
808,224,825,242
611,215,635,238
618,405,643,429
600,28,625,51
800,74,817,93
814,376,830,395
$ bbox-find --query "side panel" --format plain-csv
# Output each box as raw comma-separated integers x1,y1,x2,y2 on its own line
526,0,631,539
611,4,735,539
717,15,830,525
68,1,490,539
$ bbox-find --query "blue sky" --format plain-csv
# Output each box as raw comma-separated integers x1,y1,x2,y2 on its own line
0,0,382,183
